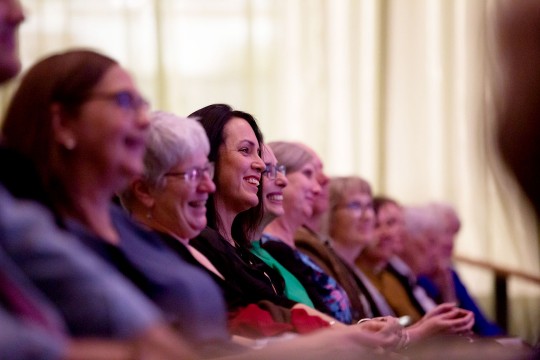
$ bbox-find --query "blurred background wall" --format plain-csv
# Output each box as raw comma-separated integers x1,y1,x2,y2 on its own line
0,0,538,343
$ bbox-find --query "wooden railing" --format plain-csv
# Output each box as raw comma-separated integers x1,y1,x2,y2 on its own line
454,255,540,331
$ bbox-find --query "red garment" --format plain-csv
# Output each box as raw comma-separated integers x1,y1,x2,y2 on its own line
290,307,331,334
229,304,331,338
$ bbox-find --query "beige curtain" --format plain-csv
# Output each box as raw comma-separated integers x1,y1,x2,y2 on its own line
1,0,538,342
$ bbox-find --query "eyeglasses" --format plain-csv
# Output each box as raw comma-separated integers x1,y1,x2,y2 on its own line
87,91,149,113
164,162,215,182
337,201,373,213
263,164,286,180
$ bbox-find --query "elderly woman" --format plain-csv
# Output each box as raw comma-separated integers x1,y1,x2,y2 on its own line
0,49,229,355
121,111,296,317
262,141,355,324
326,182,475,341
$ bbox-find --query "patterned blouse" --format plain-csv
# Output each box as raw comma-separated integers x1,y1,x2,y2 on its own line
261,234,353,324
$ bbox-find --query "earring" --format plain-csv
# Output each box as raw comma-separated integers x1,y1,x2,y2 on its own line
146,210,152,219
64,137,76,150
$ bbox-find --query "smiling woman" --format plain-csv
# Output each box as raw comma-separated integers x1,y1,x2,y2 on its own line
0,50,231,353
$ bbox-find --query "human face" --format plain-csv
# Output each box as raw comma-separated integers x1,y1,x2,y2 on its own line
311,152,330,216
66,65,149,189
403,228,439,276
438,212,460,261
369,202,404,262
262,146,288,218
215,117,264,215
331,191,375,248
282,161,321,224
0,0,24,83
150,149,215,240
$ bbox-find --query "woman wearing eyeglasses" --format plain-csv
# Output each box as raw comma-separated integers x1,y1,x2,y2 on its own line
261,141,357,325
249,144,316,307
0,49,232,356
121,111,262,312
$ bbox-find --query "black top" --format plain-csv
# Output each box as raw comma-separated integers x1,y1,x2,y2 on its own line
191,228,297,309
157,231,251,311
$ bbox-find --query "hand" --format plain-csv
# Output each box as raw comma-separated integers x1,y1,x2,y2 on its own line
409,304,475,341
356,316,405,350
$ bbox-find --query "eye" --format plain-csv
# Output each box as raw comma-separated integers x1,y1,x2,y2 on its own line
114,91,136,109
239,147,249,154
303,168,314,178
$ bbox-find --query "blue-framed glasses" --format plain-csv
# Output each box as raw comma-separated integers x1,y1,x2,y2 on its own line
164,162,215,182
263,164,286,180
88,90,149,113
337,201,373,213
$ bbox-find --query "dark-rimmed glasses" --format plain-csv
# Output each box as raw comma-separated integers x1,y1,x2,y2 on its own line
164,162,215,182
263,164,286,180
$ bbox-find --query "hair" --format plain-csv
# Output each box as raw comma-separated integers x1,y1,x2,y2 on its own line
188,104,264,247
321,175,372,237
119,111,210,210
427,201,460,234
402,205,438,239
267,141,313,174
372,195,400,226
1,49,117,203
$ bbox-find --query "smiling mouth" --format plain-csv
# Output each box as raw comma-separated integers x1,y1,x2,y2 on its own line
267,194,283,201
124,136,145,150
245,177,260,186
189,200,207,208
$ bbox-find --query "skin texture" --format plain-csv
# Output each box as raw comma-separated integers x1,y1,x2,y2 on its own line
0,0,24,83
331,192,376,251
214,117,265,241
145,150,215,240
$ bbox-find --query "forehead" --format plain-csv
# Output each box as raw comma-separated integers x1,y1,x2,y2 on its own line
262,145,277,163
378,203,401,217
92,64,135,91
223,117,258,145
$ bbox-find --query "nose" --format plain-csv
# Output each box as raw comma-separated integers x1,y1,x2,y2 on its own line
252,153,265,173
312,179,322,195
317,171,329,187
4,0,25,25
199,172,216,194
275,172,288,188
135,106,150,130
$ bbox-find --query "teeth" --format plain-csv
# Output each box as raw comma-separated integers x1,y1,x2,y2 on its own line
246,178,260,186
267,194,283,201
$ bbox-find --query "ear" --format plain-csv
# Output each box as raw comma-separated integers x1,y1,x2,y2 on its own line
51,103,77,150
132,178,156,209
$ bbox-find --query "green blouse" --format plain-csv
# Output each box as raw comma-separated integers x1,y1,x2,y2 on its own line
251,240,314,308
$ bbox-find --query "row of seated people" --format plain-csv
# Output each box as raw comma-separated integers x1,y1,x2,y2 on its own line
0,49,532,359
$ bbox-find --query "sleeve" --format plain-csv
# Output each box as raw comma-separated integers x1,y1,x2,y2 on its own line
0,308,66,360
0,187,163,339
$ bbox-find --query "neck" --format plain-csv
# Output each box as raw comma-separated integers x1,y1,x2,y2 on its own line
253,212,276,241
332,240,365,266
214,199,237,246
356,252,387,275
264,216,299,248
303,212,322,233
59,178,119,245
133,210,190,246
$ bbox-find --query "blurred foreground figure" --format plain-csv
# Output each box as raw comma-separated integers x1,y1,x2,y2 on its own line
496,0,540,221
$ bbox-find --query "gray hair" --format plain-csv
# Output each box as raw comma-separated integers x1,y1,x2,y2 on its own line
268,141,313,174
143,111,209,186
119,111,209,209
